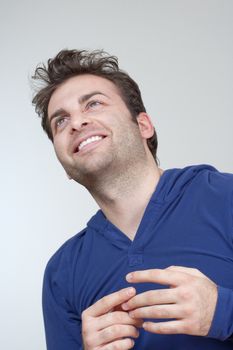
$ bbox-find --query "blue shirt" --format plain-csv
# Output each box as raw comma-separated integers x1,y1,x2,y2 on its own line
43,165,233,349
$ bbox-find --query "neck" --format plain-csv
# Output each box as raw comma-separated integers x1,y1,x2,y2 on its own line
87,159,163,241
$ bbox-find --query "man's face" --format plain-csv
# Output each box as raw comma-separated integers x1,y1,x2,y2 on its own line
48,74,147,186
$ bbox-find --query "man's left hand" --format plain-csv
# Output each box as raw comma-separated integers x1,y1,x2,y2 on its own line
122,266,217,336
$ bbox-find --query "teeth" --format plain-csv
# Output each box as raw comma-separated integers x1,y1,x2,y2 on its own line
79,136,103,151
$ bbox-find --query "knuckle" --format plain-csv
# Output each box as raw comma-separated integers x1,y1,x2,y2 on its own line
82,322,89,336
155,289,163,298
84,335,94,348
155,323,166,334
182,321,193,334
163,323,178,334
192,268,203,277
102,296,111,309
103,325,117,339
114,312,125,323
179,287,193,301
157,307,169,318
126,325,136,337
81,309,88,321
82,326,88,337
183,318,200,334
147,291,155,304
111,325,119,336
109,312,117,323
165,269,174,279
106,311,114,323
183,305,194,317
111,342,122,350
148,269,157,280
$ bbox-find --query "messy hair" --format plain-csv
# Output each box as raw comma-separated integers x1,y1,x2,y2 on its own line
32,49,158,163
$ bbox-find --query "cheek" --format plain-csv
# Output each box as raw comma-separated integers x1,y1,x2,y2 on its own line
53,137,68,162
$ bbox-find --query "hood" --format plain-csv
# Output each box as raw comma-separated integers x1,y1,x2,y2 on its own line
87,164,217,232
153,164,217,204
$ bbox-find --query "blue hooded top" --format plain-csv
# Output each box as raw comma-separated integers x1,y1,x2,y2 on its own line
43,164,233,349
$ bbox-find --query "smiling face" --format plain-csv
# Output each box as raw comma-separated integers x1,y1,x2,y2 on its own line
48,74,153,188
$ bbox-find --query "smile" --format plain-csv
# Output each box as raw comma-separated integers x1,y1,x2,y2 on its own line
78,135,104,151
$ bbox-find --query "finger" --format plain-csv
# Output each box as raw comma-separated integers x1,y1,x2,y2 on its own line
166,266,206,278
98,311,143,330
102,338,135,350
83,287,136,317
94,324,139,347
129,304,181,320
122,289,175,311
143,320,186,335
126,269,189,287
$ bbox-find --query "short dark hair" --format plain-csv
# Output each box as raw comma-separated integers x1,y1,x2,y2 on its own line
32,49,158,163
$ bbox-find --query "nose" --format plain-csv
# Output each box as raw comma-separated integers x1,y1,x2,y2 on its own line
69,113,91,133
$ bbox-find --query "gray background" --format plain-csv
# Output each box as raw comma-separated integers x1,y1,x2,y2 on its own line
1,0,232,349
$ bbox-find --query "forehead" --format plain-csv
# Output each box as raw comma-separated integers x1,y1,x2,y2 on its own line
48,74,121,113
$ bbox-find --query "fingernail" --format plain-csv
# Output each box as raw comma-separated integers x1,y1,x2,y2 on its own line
129,311,134,318
122,302,129,310
126,273,133,281
130,339,135,347
127,287,135,296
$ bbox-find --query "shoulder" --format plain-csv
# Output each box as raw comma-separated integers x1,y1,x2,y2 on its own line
42,229,88,321
43,228,88,307
192,164,233,194
160,164,233,203
44,228,87,281
186,165,233,222
173,164,233,191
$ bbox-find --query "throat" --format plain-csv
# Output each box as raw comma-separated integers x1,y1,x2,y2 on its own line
91,167,163,242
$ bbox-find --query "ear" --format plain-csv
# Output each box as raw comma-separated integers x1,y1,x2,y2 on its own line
136,112,155,140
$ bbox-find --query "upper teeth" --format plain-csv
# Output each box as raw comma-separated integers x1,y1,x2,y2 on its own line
79,136,103,151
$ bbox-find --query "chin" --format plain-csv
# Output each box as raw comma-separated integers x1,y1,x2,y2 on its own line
68,159,113,183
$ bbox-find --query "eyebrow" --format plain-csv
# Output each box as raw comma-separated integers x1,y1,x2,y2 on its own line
49,91,109,126
78,91,109,104
49,108,66,126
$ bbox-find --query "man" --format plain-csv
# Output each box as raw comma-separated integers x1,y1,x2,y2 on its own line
32,49,233,349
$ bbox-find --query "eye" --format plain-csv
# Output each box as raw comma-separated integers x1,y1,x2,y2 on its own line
55,116,69,130
86,100,103,110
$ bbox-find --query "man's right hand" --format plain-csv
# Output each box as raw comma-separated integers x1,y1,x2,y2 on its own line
81,287,141,349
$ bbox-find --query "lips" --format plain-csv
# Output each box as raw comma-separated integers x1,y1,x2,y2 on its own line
78,135,104,151
73,133,107,153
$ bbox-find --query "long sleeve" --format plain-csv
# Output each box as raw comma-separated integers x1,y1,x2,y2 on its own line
208,286,233,341
42,248,82,350
207,187,233,342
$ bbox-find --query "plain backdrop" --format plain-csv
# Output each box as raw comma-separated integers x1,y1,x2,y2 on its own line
1,0,232,349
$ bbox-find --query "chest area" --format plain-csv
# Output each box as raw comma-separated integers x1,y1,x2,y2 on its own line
73,205,233,316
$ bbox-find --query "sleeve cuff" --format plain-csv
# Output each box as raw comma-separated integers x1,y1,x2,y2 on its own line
207,285,233,340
